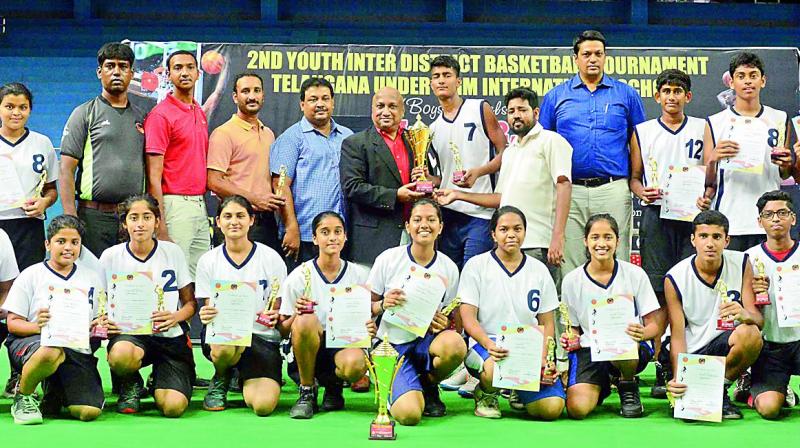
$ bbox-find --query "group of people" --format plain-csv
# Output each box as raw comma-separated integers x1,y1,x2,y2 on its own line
0,29,798,426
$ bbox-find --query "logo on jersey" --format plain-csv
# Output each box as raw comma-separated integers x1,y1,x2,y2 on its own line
100,120,111,127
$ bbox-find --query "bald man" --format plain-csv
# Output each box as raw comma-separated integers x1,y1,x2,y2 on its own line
340,87,425,267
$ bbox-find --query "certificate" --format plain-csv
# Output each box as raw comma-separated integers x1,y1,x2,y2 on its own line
775,264,800,327
325,284,372,348
0,154,25,212
382,265,448,338
40,286,91,350
660,165,705,222
720,117,767,174
492,324,544,392
108,272,157,335
588,294,638,362
206,280,257,346
674,353,725,423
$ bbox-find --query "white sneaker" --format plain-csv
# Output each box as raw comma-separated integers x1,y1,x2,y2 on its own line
508,390,525,411
440,364,468,391
458,374,479,398
12,394,43,425
785,386,797,408
474,388,501,419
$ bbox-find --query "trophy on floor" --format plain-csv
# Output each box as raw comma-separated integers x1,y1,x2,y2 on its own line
405,114,434,194
541,336,557,385
256,277,280,327
91,290,108,339
365,334,405,440
275,165,288,197
715,280,735,331
559,301,580,351
450,142,466,184
753,258,771,306
152,285,165,333
299,264,314,314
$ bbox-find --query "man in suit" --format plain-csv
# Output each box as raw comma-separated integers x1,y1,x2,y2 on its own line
340,87,426,267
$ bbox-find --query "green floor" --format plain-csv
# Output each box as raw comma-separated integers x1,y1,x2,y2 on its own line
1,348,798,447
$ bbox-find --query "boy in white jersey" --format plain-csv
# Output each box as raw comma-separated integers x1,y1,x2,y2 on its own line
629,69,706,397
665,210,763,419
3,216,105,424
703,52,793,252
428,56,508,269
278,211,375,419
197,196,287,415
101,195,197,418
745,191,800,419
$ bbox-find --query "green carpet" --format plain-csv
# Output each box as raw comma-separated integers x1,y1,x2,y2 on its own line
1,348,797,447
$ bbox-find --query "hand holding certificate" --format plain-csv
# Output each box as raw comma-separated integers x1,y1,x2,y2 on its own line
673,354,725,422
492,324,544,392
207,280,257,346
40,286,91,351
588,294,638,362
721,117,767,174
660,165,706,222
108,272,157,335
326,284,372,348
382,265,448,338
775,264,800,327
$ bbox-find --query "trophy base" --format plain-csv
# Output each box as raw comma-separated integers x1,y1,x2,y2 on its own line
299,305,315,315
566,340,581,352
452,171,466,184
540,378,555,386
755,294,771,306
369,422,396,440
415,181,433,194
91,327,108,340
716,319,735,331
255,314,273,327
152,323,163,334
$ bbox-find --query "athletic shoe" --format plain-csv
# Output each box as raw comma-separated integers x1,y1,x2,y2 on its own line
117,380,141,414
784,386,797,408
193,377,210,390
457,374,479,398
229,368,243,393
722,393,743,419
322,383,345,411
12,394,43,425
508,390,525,411
203,374,230,411
618,380,644,418
440,364,468,391
3,371,19,398
733,371,751,403
650,361,667,399
473,388,501,419
290,385,317,419
350,375,370,393
422,383,446,417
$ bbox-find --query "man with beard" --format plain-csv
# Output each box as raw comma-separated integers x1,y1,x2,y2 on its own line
207,73,285,252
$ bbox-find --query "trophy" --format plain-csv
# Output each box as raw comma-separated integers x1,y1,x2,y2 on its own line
647,157,659,189
152,285,165,333
404,114,434,194
541,336,557,386
275,165,288,197
365,334,405,440
450,142,466,184
559,302,580,351
753,258,771,306
299,264,314,314
256,277,280,327
33,170,47,198
91,290,108,339
440,296,461,317
715,280,735,331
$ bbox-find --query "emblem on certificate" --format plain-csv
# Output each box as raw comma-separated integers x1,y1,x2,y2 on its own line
753,258,771,306
256,277,280,327
152,285,165,333
715,280,735,331
405,114,434,194
450,142,466,184
91,290,108,339
365,334,405,440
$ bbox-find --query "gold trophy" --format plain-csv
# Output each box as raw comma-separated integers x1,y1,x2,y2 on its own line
753,258,771,306
256,277,280,327
275,165,288,197
715,280,735,331
404,114,434,193
541,336,557,385
647,156,659,189
300,264,314,314
33,170,47,198
152,285,165,333
440,296,461,317
450,142,466,184
91,290,108,339
365,334,405,440
559,302,580,351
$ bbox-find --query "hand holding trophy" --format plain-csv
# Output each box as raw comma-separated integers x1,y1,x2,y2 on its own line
559,301,580,351
753,258,771,306
716,280,735,331
365,334,405,440
405,114,434,194
256,277,280,327
91,290,108,339
450,142,466,184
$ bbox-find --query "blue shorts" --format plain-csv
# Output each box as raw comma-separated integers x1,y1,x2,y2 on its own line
439,208,493,269
389,333,437,403
465,341,566,404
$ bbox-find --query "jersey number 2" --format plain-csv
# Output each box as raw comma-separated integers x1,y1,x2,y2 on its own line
162,270,178,292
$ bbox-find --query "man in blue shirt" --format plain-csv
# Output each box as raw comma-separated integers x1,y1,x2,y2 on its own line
539,30,646,275
270,77,353,270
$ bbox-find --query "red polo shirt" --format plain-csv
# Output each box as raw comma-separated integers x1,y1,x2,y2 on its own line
377,126,410,185
144,93,209,195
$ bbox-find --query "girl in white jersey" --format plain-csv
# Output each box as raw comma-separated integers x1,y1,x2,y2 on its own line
101,194,196,418
460,206,564,420
561,214,661,419
277,211,375,419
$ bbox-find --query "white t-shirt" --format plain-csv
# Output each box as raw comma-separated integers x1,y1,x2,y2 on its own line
368,245,459,344
0,229,19,281
2,262,102,354
458,251,558,338
495,123,573,249
745,242,800,344
562,260,660,349
100,240,192,338
666,250,747,353
791,115,799,145
0,129,58,220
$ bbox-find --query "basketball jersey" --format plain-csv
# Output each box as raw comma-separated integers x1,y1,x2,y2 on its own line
666,250,747,353
279,258,369,327
3,262,102,354
196,243,287,342
0,229,19,281
0,129,58,220
100,240,192,338
368,245,459,344
430,98,495,219
561,260,660,349
458,251,558,338
707,106,787,235
635,116,706,207
745,242,800,344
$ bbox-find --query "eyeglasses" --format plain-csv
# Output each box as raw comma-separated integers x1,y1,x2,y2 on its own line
759,209,793,220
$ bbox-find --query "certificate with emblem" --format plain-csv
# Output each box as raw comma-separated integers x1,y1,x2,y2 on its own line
492,324,544,392
108,272,157,335
206,280,257,346
674,354,725,423
588,294,638,362
720,116,767,174
775,264,800,327
325,284,372,348
41,286,91,351
382,265,448,338
0,155,26,212
660,165,705,222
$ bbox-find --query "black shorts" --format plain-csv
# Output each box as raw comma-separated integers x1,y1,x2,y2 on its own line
5,335,104,408
639,205,693,295
107,334,195,400
286,334,345,387
0,218,45,270
750,340,800,398
201,328,283,384
693,330,733,357
567,343,654,403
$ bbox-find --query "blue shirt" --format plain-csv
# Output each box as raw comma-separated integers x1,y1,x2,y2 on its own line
270,117,353,241
539,74,646,179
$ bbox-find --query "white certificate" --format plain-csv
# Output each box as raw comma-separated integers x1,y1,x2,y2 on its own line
674,353,725,423
775,264,800,327
325,284,372,348
382,265,448,338
492,324,544,392
720,117,767,174
108,272,157,335
660,165,705,222
0,154,25,212
207,280,257,346
40,286,91,350
588,294,638,362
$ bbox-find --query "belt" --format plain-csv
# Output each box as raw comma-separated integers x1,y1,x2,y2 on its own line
78,200,118,213
572,176,626,188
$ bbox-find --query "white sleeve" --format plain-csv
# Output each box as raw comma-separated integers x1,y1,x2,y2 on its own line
456,258,481,308
278,267,304,316
45,139,58,183
444,261,460,304
194,255,212,299
89,272,105,319
2,270,32,319
634,267,661,317
0,231,19,282
561,271,581,326
172,245,193,288
98,248,112,290
537,267,559,314
368,252,389,296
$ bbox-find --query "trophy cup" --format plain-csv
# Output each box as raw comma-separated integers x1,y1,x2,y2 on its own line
152,285,165,333
299,264,314,314
715,280,735,331
275,165,288,197
450,142,466,184
404,114,434,194
365,334,405,440
256,277,280,327
541,336,557,386
440,296,461,317
753,258,771,306
91,290,108,339
559,302,580,351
